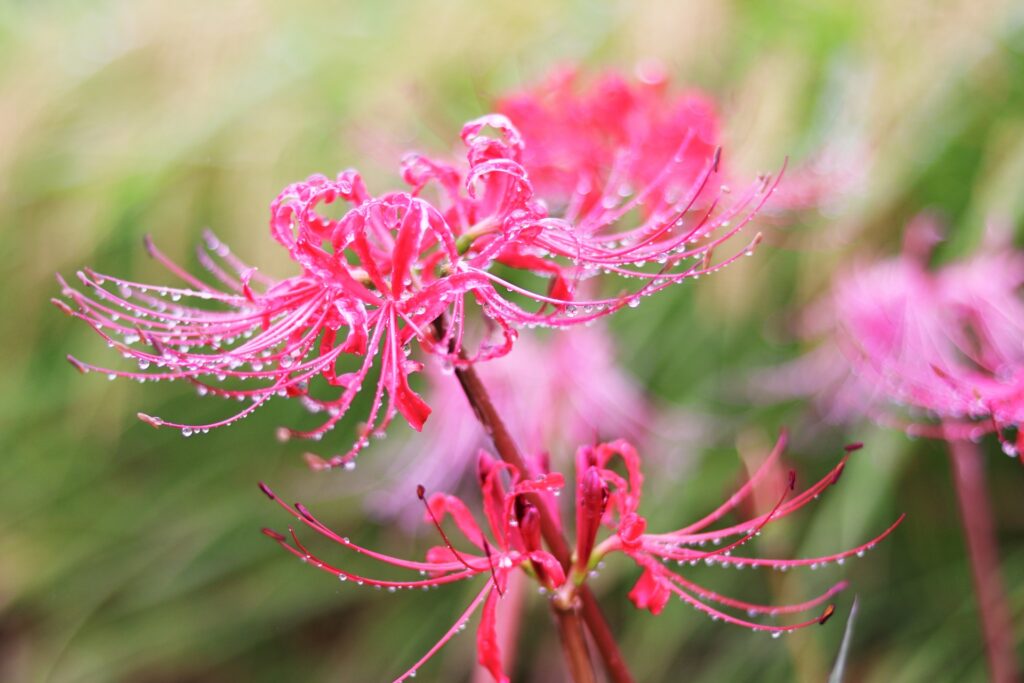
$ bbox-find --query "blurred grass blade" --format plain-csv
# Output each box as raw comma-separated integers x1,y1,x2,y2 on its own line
828,596,859,683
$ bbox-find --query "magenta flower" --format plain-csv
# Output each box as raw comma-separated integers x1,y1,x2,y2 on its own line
57,105,773,465
573,436,903,628
497,65,722,218
497,67,774,285
259,453,567,683
770,217,1024,459
259,433,903,681
497,64,867,223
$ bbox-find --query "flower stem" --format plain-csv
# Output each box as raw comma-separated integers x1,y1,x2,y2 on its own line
946,436,1021,683
442,328,634,683
554,609,598,683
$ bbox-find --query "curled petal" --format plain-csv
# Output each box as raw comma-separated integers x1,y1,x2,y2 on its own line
477,589,509,683
628,567,671,615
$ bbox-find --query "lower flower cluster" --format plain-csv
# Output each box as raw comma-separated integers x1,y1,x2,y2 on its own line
260,433,903,682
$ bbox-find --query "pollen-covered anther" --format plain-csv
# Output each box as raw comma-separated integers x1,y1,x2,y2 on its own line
818,603,836,625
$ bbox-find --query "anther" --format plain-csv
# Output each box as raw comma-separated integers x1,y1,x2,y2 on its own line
137,412,164,428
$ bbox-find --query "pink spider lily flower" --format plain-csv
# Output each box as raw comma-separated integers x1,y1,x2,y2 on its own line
259,433,903,681
769,217,1024,459
258,453,567,683
56,100,773,466
53,125,556,467
496,64,860,224
573,435,905,632
494,67,776,293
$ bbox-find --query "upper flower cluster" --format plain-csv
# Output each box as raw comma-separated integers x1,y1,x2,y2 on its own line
260,434,903,682
56,71,776,467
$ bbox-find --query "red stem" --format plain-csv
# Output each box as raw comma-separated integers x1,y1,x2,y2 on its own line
946,436,1021,683
447,334,634,683
554,610,598,683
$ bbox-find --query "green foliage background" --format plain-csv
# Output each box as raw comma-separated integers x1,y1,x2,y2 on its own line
2,1,1023,681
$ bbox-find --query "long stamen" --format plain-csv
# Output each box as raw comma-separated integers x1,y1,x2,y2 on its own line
482,538,505,597
417,484,483,575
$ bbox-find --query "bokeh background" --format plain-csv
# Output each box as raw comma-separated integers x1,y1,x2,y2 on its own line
3,0,1024,681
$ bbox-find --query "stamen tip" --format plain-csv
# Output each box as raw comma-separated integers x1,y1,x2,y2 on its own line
258,482,275,499
843,442,863,453
137,412,164,428
831,461,846,486
303,452,330,471
818,603,836,625
51,298,75,315
67,355,88,374
261,527,286,542
416,484,426,500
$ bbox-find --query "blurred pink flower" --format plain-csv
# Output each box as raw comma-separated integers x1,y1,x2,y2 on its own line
58,106,772,465
367,324,699,526
260,434,902,681
762,216,1024,459
497,65,722,218
497,64,850,221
